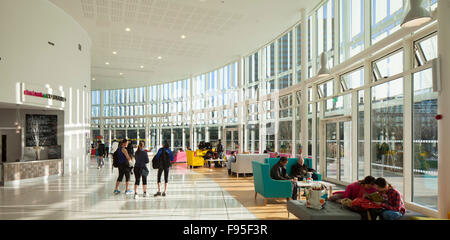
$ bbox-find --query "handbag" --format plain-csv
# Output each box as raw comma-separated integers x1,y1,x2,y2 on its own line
142,167,149,177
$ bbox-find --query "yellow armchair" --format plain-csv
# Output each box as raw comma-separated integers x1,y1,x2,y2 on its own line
187,150,204,167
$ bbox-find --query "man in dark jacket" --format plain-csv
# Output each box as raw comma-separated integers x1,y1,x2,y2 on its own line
216,139,224,168
270,157,298,200
291,156,316,181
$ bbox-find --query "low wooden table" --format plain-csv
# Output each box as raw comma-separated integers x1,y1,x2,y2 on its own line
204,159,224,168
297,181,335,197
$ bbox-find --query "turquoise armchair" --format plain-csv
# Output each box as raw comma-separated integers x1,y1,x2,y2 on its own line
264,158,322,180
252,161,293,205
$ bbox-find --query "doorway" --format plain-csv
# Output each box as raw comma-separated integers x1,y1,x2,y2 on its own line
224,128,238,153
322,117,352,184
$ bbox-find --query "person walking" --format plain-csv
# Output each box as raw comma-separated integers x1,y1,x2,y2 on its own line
96,140,106,169
113,139,133,195
216,139,224,168
153,140,173,197
133,141,150,199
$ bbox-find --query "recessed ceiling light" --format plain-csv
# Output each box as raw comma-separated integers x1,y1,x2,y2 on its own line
125,28,131,32
112,51,117,55
181,35,187,39
105,62,110,65
140,65,144,69
119,73,123,76
158,56,162,60
92,77,96,81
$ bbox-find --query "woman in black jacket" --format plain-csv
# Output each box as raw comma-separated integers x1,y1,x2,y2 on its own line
153,140,174,197
133,142,149,199
96,141,106,169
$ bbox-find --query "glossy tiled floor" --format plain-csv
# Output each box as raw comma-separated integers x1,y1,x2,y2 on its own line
0,157,256,220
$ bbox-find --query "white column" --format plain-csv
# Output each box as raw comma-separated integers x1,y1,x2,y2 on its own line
251,128,255,153
403,37,414,203
351,90,358,182
170,128,174,150
301,8,309,158
99,90,104,139
437,0,450,219
363,60,372,177
182,128,186,150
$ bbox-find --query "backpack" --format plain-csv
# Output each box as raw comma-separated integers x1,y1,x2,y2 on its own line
161,149,171,167
112,148,120,168
152,150,161,169
153,148,170,169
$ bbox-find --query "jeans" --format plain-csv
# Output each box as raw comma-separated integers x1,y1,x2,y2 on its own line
381,210,403,220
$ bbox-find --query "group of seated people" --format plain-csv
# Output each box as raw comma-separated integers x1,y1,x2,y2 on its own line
270,156,317,201
269,156,406,220
329,176,406,220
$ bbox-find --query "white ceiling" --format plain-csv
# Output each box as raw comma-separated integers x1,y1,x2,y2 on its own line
49,0,320,90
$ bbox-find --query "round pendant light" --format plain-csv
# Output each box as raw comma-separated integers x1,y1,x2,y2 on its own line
401,0,432,28
317,52,330,77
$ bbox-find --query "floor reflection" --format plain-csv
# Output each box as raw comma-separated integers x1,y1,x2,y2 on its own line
0,157,256,220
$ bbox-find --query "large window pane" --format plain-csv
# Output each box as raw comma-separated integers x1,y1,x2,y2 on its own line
358,90,365,179
415,33,438,67
371,78,404,194
278,121,292,154
263,43,275,79
316,0,335,69
371,0,406,44
278,74,292,90
373,50,404,81
278,31,293,74
342,67,364,91
340,0,364,62
412,68,438,209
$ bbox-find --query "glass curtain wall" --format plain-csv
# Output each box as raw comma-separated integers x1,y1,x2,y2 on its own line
91,0,441,214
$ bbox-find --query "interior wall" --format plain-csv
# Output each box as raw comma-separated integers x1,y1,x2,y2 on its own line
0,0,91,174
0,108,64,162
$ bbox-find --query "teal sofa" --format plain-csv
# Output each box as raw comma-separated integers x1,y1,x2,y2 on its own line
252,161,293,205
264,158,321,180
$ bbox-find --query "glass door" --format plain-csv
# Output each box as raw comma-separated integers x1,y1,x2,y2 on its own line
224,128,238,153
326,123,338,179
340,121,352,182
324,119,352,183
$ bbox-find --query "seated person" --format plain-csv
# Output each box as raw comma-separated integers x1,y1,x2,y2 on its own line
270,157,298,200
204,150,214,167
329,176,377,202
263,150,268,154
273,152,280,158
291,155,316,181
374,177,406,220
226,151,237,175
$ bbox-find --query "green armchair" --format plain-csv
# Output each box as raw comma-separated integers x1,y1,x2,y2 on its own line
252,161,293,205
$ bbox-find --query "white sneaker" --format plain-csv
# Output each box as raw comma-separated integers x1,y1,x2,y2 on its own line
143,192,147,197
134,193,139,199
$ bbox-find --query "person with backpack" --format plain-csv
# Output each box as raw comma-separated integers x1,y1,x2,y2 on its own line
153,140,173,197
113,139,133,195
133,141,149,199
